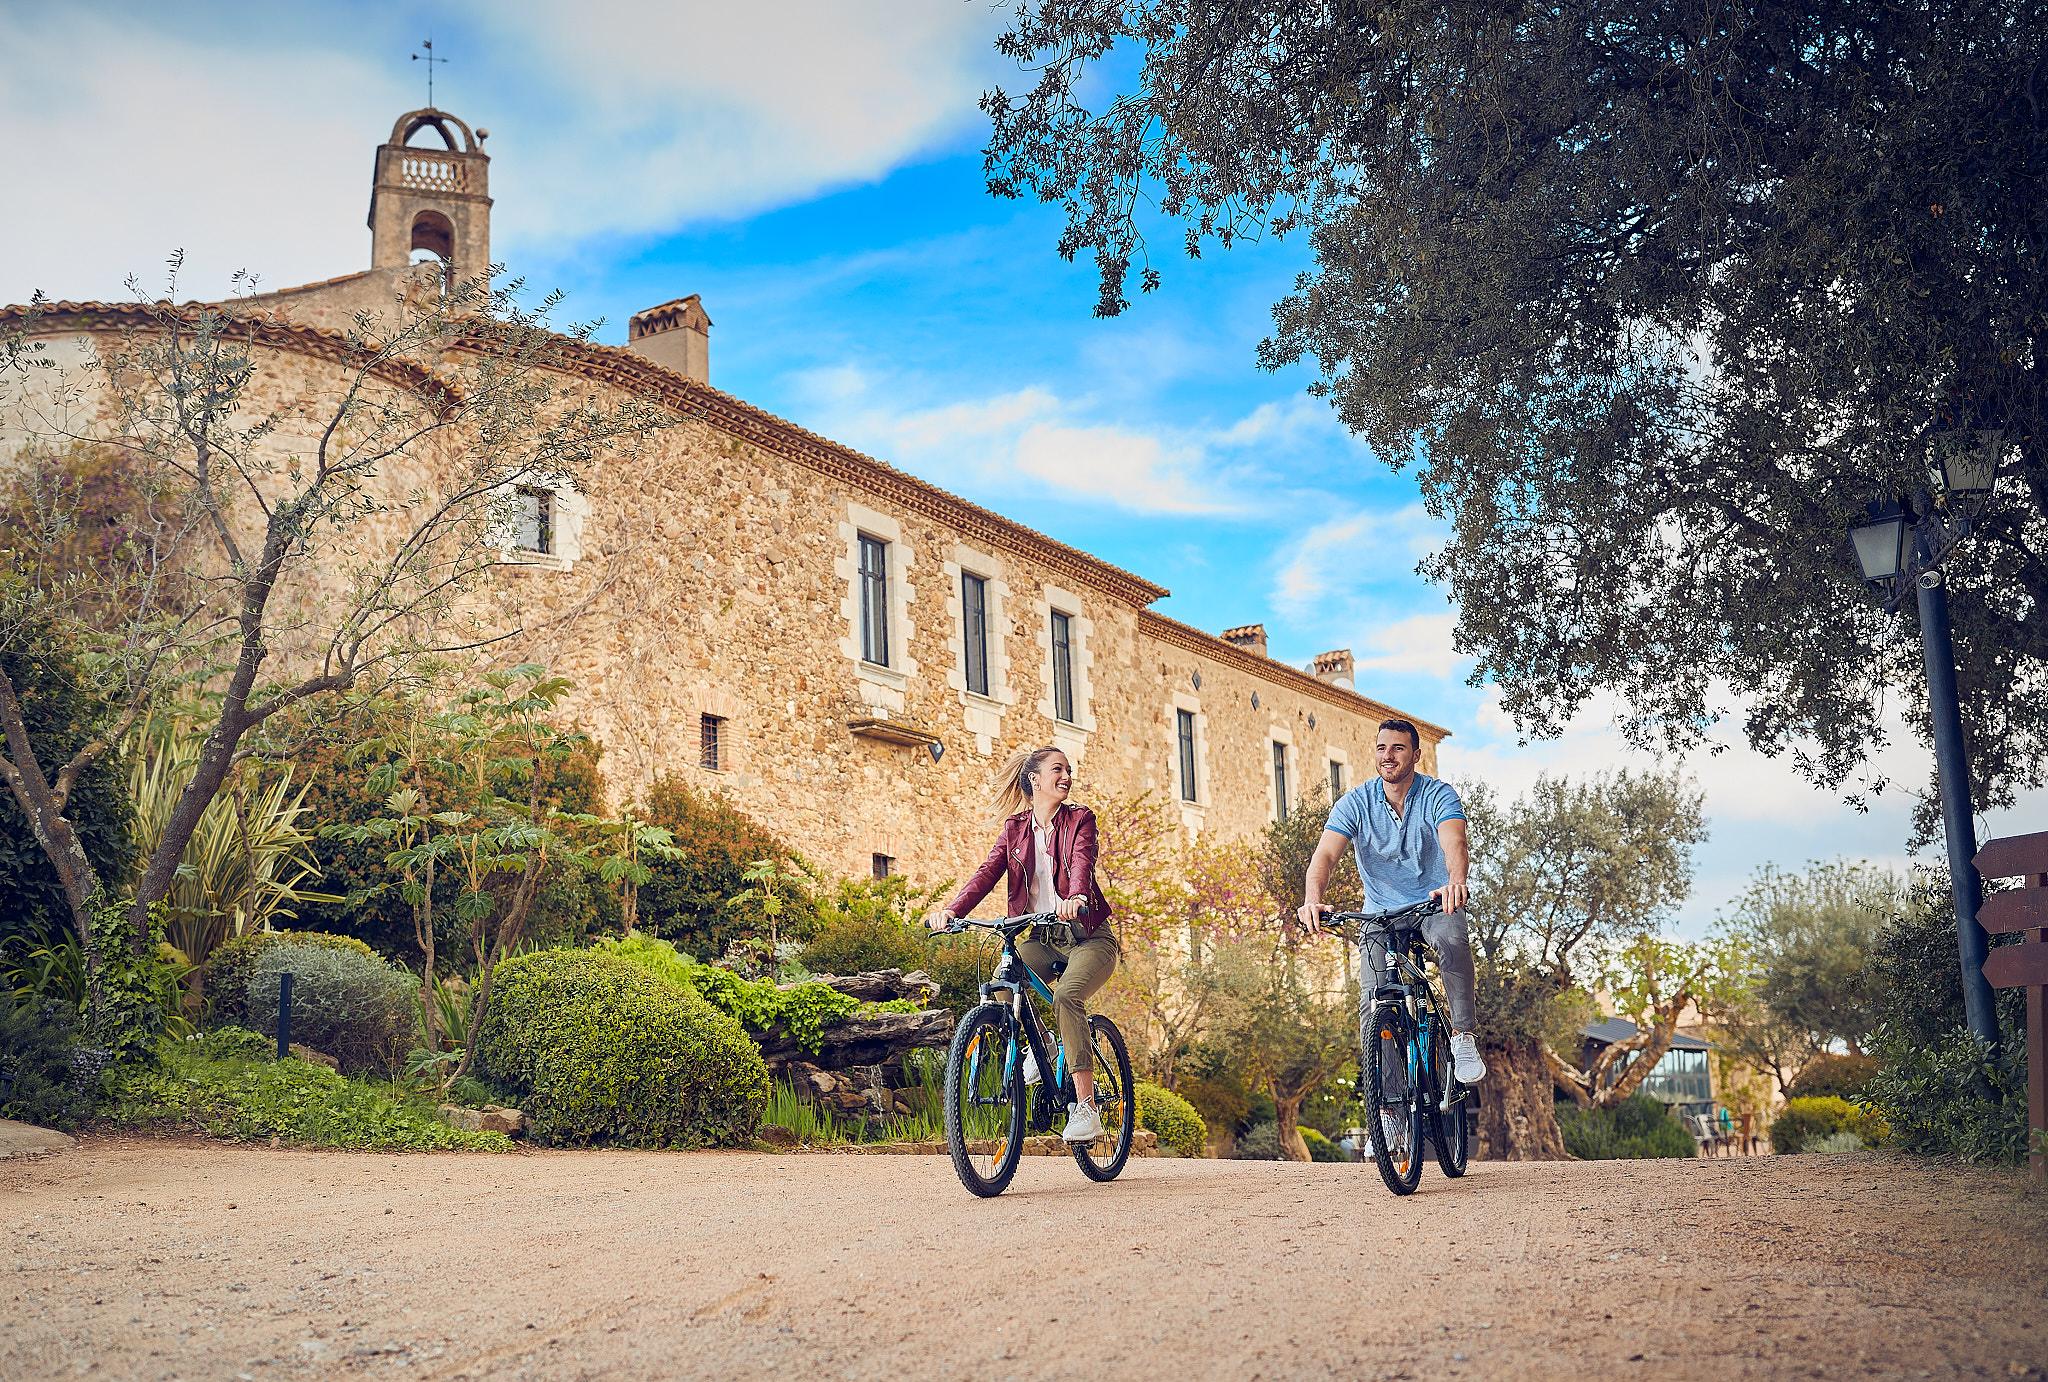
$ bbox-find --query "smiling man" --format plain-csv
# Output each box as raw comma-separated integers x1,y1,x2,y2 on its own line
1298,718,1485,1147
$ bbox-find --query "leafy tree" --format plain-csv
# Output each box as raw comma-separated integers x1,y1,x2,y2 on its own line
0,268,665,1036
634,775,789,958
1709,860,1895,1093
1461,771,1705,1157
984,2,2048,818
1210,931,1357,1163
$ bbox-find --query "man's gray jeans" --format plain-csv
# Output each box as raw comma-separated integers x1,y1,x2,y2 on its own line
1356,907,1477,1102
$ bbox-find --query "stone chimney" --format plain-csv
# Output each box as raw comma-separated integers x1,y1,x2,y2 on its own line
1221,624,1268,658
1311,648,1355,690
627,295,712,383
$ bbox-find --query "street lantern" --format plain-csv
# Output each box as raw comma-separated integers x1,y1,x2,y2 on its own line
1936,427,2004,498
1849,503,1910,583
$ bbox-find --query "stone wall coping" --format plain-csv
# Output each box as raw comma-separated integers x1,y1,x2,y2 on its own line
1137,609,1452,742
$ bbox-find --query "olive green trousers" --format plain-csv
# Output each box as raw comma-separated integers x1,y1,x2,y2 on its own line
1015,931,1118,1077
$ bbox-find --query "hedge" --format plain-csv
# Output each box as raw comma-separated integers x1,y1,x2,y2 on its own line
205,929,377,1028
243,943,414,1076
1136,1081,1208,1158
473,949,767,1148
1770,1096,1888,1154
1557,1093,1697,1159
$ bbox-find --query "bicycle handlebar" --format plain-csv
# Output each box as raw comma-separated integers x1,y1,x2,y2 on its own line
938,907,1079,938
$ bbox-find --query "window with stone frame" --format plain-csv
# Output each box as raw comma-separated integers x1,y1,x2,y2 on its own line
1177,708,1199,804
961,571,990,697
1273,740,1292,820
871,853,894,880
1050,610,1075,724
512,485,553,555
858,533,891,666
1329,758,1346,799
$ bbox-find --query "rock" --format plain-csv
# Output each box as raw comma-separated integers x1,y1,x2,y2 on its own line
0,1118,74,1160
287,1044,339,1071
439,1104,526,1136
797,968,941,1004
758,1123,798,1148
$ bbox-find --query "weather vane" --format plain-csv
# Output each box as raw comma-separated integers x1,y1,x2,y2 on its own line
412,37,447,108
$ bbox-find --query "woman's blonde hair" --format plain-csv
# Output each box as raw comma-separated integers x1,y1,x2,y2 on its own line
991,745,1065,821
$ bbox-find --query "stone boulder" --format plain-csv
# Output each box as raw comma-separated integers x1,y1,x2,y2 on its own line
438,1103,527,1136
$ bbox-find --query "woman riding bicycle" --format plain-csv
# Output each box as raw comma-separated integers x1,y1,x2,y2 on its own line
927,745,1117,1143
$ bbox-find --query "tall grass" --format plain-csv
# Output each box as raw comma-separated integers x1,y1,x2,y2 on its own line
764,1078,848,1145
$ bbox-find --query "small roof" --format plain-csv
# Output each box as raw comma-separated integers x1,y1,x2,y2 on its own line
1582,1017,1713,1052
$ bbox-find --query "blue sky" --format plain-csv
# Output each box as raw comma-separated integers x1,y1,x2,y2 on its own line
6,1,2040,936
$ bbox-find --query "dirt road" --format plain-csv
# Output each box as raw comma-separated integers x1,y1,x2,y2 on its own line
5,1138,2045,1380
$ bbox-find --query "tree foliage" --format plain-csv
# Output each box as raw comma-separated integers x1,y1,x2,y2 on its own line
985,1,2048,817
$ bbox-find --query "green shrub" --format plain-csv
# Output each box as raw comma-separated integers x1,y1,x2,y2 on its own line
101,1037,507,1150
636,777,790,958
205,929,376,1028
1233,1119,1281,1160
1809,1131,1867,1153
0,1000,92,1129
1557,1094,1697,1159
1786,1052,1881,1101
1136,1081,1207,1157
596,931,863,1054
1860,873,2031,1163
1771,1095,1888,1154
799,875,948,974
1301,1126,1345,1162
244,943,414,1076
473,949,767,1148
193,1025,273,1061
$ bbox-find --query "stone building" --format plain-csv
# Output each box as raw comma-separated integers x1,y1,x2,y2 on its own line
4,107,1448,892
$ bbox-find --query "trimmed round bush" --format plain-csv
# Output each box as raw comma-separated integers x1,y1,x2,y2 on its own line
473,949,768,1148
1771,1095,1888,1153
1557,1093,1698,1159
245,943,413,1076
1136,1081,1208,1158
1301,1126,1345,1162
1785,1052,1880,1101
206,929,376,1027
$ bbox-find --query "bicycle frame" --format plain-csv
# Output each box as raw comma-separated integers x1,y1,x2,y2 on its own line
1326,905,1465,1117
955,912,1076,1131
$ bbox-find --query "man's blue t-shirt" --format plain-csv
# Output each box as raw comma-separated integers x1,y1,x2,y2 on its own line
1325,773,1465,909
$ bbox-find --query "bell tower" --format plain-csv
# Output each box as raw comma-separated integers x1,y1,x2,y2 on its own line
368,109,492,283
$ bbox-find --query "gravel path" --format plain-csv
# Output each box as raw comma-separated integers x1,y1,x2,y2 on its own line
5,1137,2045,1380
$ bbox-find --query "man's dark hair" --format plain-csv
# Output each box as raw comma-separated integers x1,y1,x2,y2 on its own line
1377,718,1420,751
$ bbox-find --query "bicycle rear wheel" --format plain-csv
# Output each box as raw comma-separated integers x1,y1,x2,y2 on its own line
1426,1015,1470,1178
1364,1002,1424,1195
1069,1015,1135,1182
944,1003,1026,1198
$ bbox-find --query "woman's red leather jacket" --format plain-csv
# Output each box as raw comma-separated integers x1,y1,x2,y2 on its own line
944,802,1114,939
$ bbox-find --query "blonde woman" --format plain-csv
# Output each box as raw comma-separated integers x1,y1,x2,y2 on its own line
928,746,1117,1142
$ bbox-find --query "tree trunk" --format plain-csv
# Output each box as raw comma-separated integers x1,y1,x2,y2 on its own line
1475,1036,1569,1160
1272,1089,1312,1162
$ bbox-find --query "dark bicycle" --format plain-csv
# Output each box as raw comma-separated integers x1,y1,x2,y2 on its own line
936,911,1136,1197
1315,898,1472,1195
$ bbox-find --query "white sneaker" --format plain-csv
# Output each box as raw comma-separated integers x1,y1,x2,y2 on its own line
1061,1101,1104,1142
1450,1032,1487,1084
1020,1050,1040,1086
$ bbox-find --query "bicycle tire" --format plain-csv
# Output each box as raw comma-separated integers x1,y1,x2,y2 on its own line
1364,1001,1424,1195
1426,1016,1470,1178
1069,1015,1135,1182
944,1003,1027,1198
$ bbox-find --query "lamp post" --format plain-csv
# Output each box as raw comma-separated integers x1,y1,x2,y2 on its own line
1848,428,2005,1057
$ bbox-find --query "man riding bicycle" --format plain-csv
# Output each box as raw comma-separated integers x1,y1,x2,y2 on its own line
1298,718,1487,1149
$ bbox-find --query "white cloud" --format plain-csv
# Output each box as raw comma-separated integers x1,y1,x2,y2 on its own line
1271,503,1444,614
788,364,1270,516
1352,613,1463,679
0,1,1000,304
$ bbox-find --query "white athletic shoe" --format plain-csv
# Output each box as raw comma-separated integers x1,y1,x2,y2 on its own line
1020,1050,1040,1086
1450,1032,1487,1084
1061,1100,1104,1142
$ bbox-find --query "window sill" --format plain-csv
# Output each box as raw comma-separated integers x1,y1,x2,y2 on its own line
502,548,572,572
858,660,908,685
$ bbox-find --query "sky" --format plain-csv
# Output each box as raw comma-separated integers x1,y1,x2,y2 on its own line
5,0,2041,937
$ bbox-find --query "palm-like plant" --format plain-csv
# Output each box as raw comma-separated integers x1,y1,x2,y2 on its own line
128,719,339,969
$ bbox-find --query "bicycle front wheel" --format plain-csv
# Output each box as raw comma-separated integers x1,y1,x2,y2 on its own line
1426,1017,1470,1178
1364,1002,1424,1195
1069,1015,1135,1182
944,1003,1026,1198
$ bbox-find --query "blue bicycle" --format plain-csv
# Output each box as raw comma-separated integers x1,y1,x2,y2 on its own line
937,911,1135,1197
1318,898,1472,1195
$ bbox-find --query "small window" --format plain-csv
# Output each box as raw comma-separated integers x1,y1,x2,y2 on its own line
513,486,553,555
1329,760,1346,799
871,853,894,880
699,713,725,771
1176,709,1198,804
1273,742,1291,820
858,534,890,665
1050,610,1075,724
962,572,989,697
